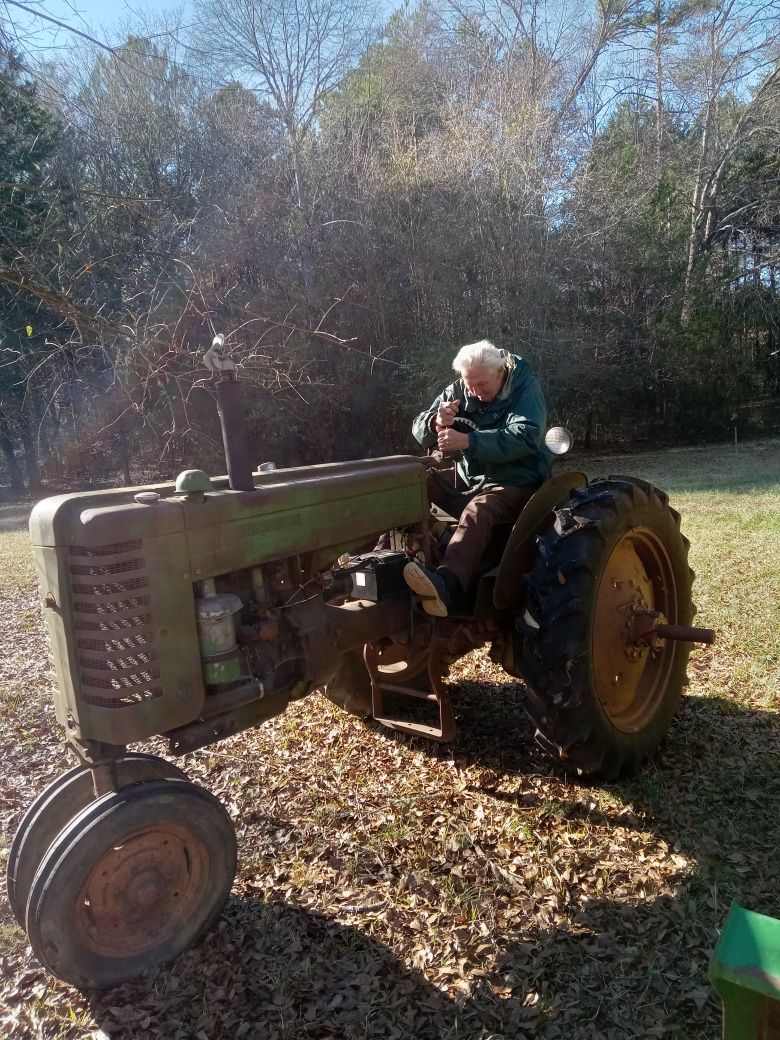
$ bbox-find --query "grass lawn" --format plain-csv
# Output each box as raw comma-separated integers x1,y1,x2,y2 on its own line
0,439,778,1039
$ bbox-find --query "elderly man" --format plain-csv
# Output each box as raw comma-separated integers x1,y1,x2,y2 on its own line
403,339,552,616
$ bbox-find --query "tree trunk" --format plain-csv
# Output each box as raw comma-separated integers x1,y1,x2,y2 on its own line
290,135,316,314
21,430,42,494
681,104,712,323
654,0,664,179
584,410,594,450
0,425,25,491
121,449,132,487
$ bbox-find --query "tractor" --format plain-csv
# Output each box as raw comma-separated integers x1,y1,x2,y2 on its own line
6,347,714,989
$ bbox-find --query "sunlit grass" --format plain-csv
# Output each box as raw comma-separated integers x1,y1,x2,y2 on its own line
0,530,36,591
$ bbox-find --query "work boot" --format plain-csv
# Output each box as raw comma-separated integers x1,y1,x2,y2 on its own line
403,562,459,617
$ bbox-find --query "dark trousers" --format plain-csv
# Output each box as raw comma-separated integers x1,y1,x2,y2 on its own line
427,469,536,589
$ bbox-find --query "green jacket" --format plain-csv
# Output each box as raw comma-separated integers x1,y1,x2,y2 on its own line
412,354,552,489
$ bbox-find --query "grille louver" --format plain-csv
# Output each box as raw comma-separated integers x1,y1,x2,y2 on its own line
70,542,162,709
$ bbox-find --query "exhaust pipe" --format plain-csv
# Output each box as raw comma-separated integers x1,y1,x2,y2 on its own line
206,334,255,492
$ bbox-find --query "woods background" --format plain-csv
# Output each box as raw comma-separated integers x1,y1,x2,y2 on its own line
1,0,780,492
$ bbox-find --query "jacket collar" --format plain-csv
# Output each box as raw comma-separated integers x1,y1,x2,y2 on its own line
497,353,519,401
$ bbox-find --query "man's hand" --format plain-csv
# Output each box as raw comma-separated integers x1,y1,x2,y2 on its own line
437,427,470,453
435,398,460,430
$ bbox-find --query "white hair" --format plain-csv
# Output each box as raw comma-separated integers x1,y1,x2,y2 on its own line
452,339,506,375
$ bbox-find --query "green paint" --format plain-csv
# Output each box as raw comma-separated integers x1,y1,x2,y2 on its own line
203,657,242,685
175,469,213,493
29,456,427,745
710,902,780,1038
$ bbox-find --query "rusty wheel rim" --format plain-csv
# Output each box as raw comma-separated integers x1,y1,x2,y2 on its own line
592,527,678,733
8,756,186,929
75,824,210,957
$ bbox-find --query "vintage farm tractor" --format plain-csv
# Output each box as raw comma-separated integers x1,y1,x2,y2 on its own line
7,348,714,989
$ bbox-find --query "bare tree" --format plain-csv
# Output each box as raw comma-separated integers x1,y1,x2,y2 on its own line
193,0,373,135
191,0,375,302
672,0,780,317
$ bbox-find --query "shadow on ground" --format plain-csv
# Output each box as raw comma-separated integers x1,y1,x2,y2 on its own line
89,902,498,1040
447,679,780,904
83,892,716,1040
3,609,776,1038
73,692,777,1040
366,679,780,1033
82,883,724,1040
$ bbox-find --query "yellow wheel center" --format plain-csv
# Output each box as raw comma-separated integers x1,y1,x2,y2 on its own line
592,530,676,732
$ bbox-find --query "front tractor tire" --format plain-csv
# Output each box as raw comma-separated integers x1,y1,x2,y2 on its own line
24,778,237,990
520,477,694,778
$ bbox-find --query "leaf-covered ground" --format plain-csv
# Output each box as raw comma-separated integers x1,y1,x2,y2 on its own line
1,441,779,1039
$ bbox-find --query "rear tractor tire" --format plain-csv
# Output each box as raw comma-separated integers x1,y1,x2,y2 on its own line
519,477,694,778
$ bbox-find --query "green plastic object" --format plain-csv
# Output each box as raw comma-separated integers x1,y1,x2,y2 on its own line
175,468,213,494
710,902,780,1038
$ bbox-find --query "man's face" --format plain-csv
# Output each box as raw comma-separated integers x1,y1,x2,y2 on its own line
462,364,505,403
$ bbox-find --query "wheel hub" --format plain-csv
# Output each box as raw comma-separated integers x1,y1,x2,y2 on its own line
126,869,164,909
592,530,677,732
76,825,209,957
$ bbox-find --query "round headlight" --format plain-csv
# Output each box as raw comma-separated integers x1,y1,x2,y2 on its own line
544,426,574,456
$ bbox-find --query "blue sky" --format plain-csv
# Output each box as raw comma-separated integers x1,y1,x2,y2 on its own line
5,0,191,52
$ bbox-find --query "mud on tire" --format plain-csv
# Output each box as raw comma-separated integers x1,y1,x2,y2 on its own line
519,477,694,778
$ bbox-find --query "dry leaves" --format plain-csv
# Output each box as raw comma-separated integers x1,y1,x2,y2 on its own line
1,494,779,1039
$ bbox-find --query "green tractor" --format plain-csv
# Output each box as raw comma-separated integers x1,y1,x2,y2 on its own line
7,352,713,989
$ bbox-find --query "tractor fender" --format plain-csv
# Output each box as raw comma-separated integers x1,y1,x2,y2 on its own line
493,471,588,611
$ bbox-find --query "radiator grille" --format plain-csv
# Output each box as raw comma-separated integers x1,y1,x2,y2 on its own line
70,559,145,577
74,598,150,615
83,670,160,689
75,614,151,631
82,689,162,708
79,652,156,671
70,541,143,557
71,542,160,710
77,634,150,651
72,577,149,596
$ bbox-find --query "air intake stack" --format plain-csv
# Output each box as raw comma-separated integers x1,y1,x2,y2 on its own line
205,333,255,492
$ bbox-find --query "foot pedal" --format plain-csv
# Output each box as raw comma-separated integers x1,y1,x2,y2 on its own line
364,642,455,742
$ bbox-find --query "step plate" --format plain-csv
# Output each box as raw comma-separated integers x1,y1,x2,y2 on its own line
364,642,455,742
